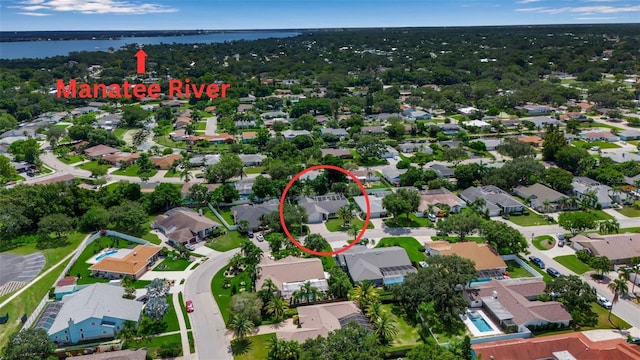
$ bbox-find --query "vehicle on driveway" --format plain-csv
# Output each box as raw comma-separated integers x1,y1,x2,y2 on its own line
546,267,561,278
558,240,565,247
186,300,194,312
247,230,254,238
185,244,195,251
529,256,545,269
596,295,613,310
256,233,264,242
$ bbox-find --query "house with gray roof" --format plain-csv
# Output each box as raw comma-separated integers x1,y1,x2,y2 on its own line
282,129,312,140
336,246,417,286
404,110,432,121
233,178,256,196
189,154,221,167
460,186,525,217
436,123,460,134
571,177,615,209
521,116,561,128
379,146,399,159
353,192,389,218
360,126,385,134
618,129,640,141
399,142,432,154
378,166,407,186
239,154,266,167
429,164,455,178
43,283,142,345
476,138,503,151
232,202,279,230
513,183,569,213
94,114,122,131
298,195,349,223
152,207,220,245
320,128,348,138
599,151,640,164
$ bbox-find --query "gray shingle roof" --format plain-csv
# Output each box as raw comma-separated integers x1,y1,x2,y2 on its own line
232,203,279,229
337,246,415,283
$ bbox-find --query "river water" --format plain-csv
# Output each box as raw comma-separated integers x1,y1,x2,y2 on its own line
0,31,300,59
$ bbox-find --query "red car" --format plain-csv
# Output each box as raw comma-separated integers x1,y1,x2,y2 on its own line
186,300,194,313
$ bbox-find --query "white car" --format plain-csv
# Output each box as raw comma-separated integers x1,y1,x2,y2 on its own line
256,234,264,242
596,295,613,310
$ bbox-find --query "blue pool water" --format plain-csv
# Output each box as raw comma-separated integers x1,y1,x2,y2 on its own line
95,249,118,261
469,314,493,333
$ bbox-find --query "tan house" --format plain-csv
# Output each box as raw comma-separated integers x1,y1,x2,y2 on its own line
152,207,220,245
84,144,120,159
425,241,507,278
418,188,466,215
572,233,640,269
150,154,183,170
102,152,140,167
516,135,544,147
255,256,329,300
89,245,161,280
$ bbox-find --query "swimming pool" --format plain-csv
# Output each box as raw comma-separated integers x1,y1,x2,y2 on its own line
469,313,493,333
95,249,118,261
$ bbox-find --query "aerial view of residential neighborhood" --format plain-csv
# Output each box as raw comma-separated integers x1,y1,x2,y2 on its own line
1,1,640,360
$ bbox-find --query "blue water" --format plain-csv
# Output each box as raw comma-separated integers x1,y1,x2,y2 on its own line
0,31,300,59
470,314,493,333
95,249,118,261
469,278,492,287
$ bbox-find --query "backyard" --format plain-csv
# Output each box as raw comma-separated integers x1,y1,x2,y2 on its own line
505,260,535,278
232,333,274,360
244,166,264,174
206,231,247,252
532,235,555,250
506,209,552,227
77,160,110,174
125,333,182,358
210,264,252,323
325,218,374,232
383,213,433,228
376,237,425,263
381,304,421,348
58,154,85,164
67,236,138,285
553,255,593,275
154,256,192,271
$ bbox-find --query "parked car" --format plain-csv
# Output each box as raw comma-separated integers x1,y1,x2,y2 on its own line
628,336,640,345
186,300,194,312
556,233,565,240
558,240,565,247
185,244,195,251
529,256,545,269
547,267,561,278
247,230,254,238
256,234,264,242
597,295,613,310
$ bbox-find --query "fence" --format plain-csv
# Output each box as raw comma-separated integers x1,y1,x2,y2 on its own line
501,254,543,280
22,231,149,330
207,203,238,230
469,328,532,345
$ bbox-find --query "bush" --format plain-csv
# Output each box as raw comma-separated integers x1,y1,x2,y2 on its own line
417,246,426,252
576,250,592,264
501,213,510,220
157,342,181,358
396,160,411,169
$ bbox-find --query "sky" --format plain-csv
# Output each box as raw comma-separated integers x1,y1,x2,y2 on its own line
0,0,639,31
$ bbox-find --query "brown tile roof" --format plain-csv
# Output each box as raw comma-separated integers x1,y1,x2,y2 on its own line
241,131,257,140
102,152,140,164
84,144,120,157
473,332,640,360
276,301,362,343
150,154,182,168
33,174,75,185
427,241,506,271
517,135,543,146
573,233,640,261
418,188,465,212
320,148,353,158
89,245,161,275
56,276,77,287
154,208,219,236
256,256,326,291
505,281,546,298
181,181,220,194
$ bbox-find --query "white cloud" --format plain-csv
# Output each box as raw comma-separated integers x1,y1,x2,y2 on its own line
515,7,549,12
576,16,617,20
17,11,51,16
516,0,542,4
517,4,640,15
13,0,178,15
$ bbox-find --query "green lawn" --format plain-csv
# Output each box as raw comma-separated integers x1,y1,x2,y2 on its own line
196,121,207,130
533,235,555,250
217,208,235,225
178,292,192,330
245,166,264,174
383,213,433,228
506,209,551,227
77,160,111,173
155,135,188,149
125,333,182,358
164,295,181,332
58,154,85,164
188,331,195,353
155,256,192,271
206,231,247,252
113,128,128,139
520,256,553,282
67,236,139,285
506,260,535,278
376,237,425,263
617,202,640,217
588,302,631,330
233,333,274,360
6,232,86,270
53,123,71,128
112,164,158,178
164,169,182,178
131,279,152,289
573,140,622,149
0,259,69,351
553,255,592,275
325,218,375,232
211,265,252,323
619,227,640,233
140,232,162,245
380,304,421,347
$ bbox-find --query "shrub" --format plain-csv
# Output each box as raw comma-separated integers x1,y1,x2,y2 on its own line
417,246,426,252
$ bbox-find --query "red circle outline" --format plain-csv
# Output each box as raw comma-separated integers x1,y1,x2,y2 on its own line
279,164,371,256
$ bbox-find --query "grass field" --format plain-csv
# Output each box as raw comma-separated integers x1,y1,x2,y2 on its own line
431,236,485,243
381,304,421,347
617,202,640,217
155,135,188,149
376,237,425,263
67,236,137,285
163,295,180,332
217,208,235,225
325,218,375,232
0,259,69,351
125,333,183,358
533,235,555,250
564,210,613,221
113,128,128,139
245,166,264,174
573,140,622,150
207,231,247,252
506,260,535,278
178,292,192,330
112,164,158,178
211,265,252,324
77,160,111,173
155,256,192,271
507,209,551,227
196,122,207,131
164,169,182,178
553,255,593,274
58,154,85,164
5,232,86,270
233,333,274,360
383,213,433,228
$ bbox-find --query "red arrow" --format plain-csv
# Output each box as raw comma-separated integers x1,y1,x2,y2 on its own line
135,49,148,74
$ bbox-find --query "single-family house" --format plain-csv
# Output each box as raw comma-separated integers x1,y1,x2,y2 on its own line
398,142,432,154
162,100,182,108
150,154,182,170
44,283,143,345
476,138,503,151
276,302,369,343
169,129,188,141
458,106,479,115
233,178,256,196
465,279,571,333
232,202,279,230
521,116,561,128
572,233,640,269
428,164,455,178
255,256,329,300
426,241,506,278
174,116,192,129
282,130,312,140
513,183,569,213
298,195,349,223
418,188,466,215
84,145,120,159
580,130,619,143
460,186,525,216
189,154,220,167
239,154,267,167
353,192,389,218
464,120,492,129
207,133,236,144
102,152,140,167
89,245,161,280
516,135,544,147
405,110,432,121
236,104,253,114
321,148,353,159
94,114,122,131
320,128,348,139
235,120,256,129
437,123,460,134
336,246,417,286
618,130,640,141
518,105,552,115
152,207,220,245
379,146,399,159
360,126,385,135
181,182,219,199
261,111,289,120
378,166,407,186
241,131,257,143
54,276,77,300
571,177,614,209
348,170,379,182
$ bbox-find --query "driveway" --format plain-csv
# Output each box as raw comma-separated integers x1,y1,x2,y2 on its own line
205,116,218,135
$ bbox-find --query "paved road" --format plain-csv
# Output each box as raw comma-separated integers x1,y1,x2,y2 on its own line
184,249,239,360
205,116,218,135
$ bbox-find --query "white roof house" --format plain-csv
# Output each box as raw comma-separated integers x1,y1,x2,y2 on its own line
464,120,491,128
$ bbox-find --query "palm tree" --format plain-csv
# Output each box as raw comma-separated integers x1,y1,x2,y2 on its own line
470,197,486,215
229,314,254,339
180,167,192,183
373,312,398,344
117,320,138,346
259,278,277,302
607,278,629,322
350,280,379,310
581,189,598,211
329,275,352,299
265,296,289,322
541,199,553,214
228,253,244,272
267,337,300,360
608,186,623,205
417,302,439,330
366,301,382,320
337,206,353,227
347,223,360,240
300,281,321,303
598,219,620,235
